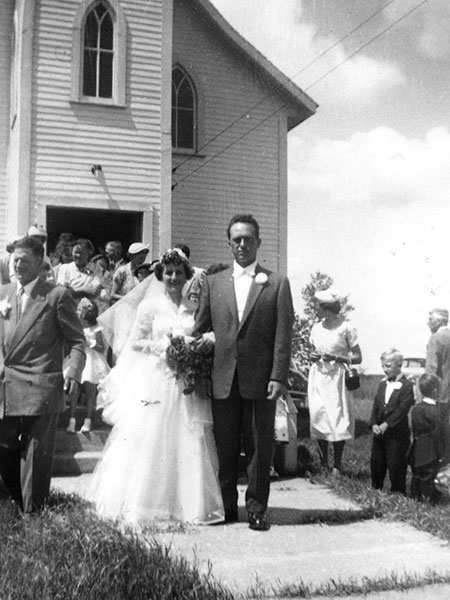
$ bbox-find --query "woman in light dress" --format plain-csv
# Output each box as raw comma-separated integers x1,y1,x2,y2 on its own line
89,249,224,526
307,289,362,475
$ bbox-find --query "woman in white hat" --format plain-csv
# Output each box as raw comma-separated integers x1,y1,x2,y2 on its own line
308,288,362,476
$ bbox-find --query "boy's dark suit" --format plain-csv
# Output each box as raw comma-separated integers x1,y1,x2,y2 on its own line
409,401,444,501
370,375,414,493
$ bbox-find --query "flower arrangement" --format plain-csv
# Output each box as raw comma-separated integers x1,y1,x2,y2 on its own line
165,335,213,395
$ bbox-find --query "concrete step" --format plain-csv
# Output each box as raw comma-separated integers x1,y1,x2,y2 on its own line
57,407,108,431
53,427,110,476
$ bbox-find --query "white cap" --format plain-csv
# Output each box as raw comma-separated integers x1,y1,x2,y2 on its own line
128,242,149,255
28,225,47,238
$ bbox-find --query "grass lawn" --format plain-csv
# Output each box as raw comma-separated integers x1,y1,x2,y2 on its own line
299,390,450,545
0,493,233,600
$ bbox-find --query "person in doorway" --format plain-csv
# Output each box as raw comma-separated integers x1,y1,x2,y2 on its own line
104,241,125,274
110,242,150,303
56,238,102,304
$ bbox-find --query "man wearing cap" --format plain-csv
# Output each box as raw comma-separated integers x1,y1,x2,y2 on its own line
110,242,150,304
426,308,450,459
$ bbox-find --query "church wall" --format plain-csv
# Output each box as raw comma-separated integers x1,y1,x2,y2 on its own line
27,0,170,254
0,1,15,246
172,0,290,273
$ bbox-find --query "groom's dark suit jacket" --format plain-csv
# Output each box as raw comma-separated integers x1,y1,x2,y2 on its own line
194,264,294,400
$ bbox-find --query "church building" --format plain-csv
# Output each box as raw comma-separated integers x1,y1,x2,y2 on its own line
0,0,317,271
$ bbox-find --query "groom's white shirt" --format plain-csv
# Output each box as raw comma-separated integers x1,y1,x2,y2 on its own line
232,260,256,321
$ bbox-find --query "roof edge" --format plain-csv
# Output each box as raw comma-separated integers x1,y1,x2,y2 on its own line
194,0,318,124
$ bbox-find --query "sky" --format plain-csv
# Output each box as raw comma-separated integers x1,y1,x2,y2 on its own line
210,0,450,373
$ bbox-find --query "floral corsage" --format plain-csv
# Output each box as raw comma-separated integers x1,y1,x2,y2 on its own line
254,272,268,285
0,299,12,319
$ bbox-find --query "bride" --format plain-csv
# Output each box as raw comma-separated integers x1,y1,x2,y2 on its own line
89,248,224,525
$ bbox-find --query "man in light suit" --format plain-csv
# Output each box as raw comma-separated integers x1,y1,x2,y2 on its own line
0,236,85,512
194,214,294,531
426,307,450,459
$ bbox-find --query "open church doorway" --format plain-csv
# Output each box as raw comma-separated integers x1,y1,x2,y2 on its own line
46,207,143,256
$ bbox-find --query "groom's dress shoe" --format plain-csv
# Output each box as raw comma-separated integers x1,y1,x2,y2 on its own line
248,512,270,531
224,509,239,523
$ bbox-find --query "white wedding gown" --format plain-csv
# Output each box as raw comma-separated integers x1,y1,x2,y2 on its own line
89,292,224,525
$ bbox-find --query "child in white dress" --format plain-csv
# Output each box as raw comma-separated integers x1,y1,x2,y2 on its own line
66,298,110,433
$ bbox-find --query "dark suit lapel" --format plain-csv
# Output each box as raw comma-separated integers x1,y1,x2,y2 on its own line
238,265,265,333
7,280,48,355
219,269,239,323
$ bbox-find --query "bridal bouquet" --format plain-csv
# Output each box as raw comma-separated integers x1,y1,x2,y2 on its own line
165,334,213,395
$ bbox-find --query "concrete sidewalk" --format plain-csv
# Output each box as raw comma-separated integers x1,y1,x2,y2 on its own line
51,474,450,599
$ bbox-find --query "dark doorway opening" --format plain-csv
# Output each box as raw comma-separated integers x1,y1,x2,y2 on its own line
46,207,143,255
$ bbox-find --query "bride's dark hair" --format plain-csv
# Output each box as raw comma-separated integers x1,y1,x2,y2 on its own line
154,248,194,281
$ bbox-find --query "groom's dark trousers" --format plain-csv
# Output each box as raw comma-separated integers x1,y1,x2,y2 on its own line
212,373,276,514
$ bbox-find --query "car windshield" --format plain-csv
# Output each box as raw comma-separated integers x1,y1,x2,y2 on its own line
403,358,425,369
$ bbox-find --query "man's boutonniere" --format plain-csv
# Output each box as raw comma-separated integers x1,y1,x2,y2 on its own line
0,299,12,319
393,382,402,390
254,272,268,285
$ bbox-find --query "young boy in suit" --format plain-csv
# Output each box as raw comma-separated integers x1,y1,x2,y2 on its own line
370,348,415,494
409,373,444,503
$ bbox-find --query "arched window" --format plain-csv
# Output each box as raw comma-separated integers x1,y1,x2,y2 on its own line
83,2,113,98
172,65,197,151
72,0,126,106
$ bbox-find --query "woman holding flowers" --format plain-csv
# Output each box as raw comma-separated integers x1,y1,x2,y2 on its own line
89,249,224,526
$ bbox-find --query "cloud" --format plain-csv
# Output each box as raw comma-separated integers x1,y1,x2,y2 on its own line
210,0,404,106
289,126,450,207
383,0,450,60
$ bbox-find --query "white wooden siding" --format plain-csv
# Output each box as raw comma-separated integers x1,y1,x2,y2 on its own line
0,2,14,245
172,0,291,273
29,0,166,252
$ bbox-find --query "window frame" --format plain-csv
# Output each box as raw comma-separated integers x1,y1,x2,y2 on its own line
71,0,126,107
171,64,198,153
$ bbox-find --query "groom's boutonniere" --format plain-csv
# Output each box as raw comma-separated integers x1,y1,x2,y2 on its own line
0,299,12,319
254,272,268,285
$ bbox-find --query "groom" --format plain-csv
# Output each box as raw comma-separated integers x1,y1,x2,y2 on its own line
0,236,85,512
195,214,294,530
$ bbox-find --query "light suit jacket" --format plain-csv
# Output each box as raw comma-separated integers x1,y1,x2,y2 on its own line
0,280,85,417
194,264,294,400
426,326,450,403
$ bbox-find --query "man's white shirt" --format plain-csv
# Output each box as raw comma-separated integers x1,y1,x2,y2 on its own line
233,260,256,322
16,277,40,316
